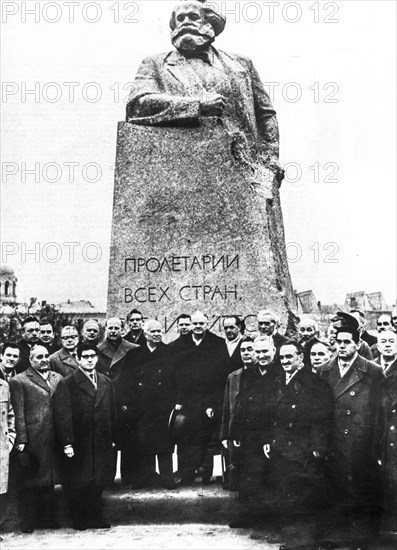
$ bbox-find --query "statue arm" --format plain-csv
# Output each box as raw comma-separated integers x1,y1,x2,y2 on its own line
248,59,281,171
126,56,201,126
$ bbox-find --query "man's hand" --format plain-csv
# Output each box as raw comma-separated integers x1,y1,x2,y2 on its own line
232,440,240,448
64,445,74,458
205,407,214,418
221,439,228,449
17,444,25,452
175,404,183,411
200,94,226,117
313,451,320,459
263,444,270,459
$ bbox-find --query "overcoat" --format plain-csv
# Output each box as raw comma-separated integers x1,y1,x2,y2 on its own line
96,338,138,380
126,47,279,162
9,367,62,487
173,331,228,446
318,355,384,507
380,369,397,531
116,343,176,455
270,368,334,512
49,348,79,378
53,369,115,487
0,379,16,494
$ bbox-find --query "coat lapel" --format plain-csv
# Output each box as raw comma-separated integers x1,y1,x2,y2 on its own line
165,51,205,96
334,356,365,400
26,367,50,393
75,369,96,399
111,340,130,368
60,348,79,369
95,374,107,408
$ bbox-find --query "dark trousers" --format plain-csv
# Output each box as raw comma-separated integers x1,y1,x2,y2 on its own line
177,443,214,482
67,485,103,528
121,449,173,486
19,486,56,530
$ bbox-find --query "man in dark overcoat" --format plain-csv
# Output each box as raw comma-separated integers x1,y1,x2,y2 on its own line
226,337,282,527
116,320,176,489
9,345,63,533
16,316,40,373
96,317,138,380
173,311,227,485
53,343,115,530
380,362,397,538
318,317,384,546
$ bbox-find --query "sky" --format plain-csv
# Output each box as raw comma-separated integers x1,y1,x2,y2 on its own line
1,0,396,310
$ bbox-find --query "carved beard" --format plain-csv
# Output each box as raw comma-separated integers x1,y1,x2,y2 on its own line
171,24,215,52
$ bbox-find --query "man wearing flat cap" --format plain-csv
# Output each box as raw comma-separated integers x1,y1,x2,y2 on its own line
318,313,384,547
126,0,283,183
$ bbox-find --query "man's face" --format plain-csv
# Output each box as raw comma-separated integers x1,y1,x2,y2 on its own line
392,312,397,331
191,313,208,337
336,332,358,361
82,321,100,343
1,347,20,371
377,330,397,360
128,314,143,333
39,324,54,344
240,341,256,366
171,2,215,52
280,345,303,374
178,317,191,335
145,322,163,345
257,313,276,336
377,315,392,332
298,320,316,342
310,343,331,370
79,349,98,372
106,319,122,341
254,339,275,368
23,321,40,344
30,345,50,372
223,318,240,342
61,327,79,351
327,325,337,347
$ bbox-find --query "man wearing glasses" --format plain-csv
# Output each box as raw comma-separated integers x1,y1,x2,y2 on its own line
49,326,80,378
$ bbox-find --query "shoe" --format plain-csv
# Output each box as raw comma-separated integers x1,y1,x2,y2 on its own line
229,517,256,528
90,520,111,529
73,523,87,531
21,527,34,533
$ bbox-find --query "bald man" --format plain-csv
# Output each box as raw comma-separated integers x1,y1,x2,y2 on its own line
116,320,176,489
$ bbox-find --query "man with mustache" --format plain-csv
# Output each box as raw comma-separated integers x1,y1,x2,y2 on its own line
127,0,283,183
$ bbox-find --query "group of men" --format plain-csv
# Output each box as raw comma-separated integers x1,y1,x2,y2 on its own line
0,308,396,549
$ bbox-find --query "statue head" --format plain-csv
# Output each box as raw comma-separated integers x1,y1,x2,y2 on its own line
170,1,226,53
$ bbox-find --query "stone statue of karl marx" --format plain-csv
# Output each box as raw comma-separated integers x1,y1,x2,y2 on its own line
127,0,283,183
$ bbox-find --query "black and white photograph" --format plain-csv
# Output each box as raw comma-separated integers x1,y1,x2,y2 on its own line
1,1,396,548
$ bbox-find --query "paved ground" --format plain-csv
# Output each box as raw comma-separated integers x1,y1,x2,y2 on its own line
1,482,396,550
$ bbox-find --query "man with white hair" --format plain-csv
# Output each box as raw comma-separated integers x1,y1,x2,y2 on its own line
116,320,176,488
256,309,287,350
173,311,226,485
297,318,318,349
96,317,138,380
374,330,397,376
81,319,102,346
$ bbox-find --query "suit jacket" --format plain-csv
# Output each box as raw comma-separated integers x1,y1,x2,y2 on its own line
374,356,397,378
0,366,17,382
0,379,15,494
96,338,138,380
9,367,63,487
53,368,115,486
222,338,244,374
49,348,79,378
126,47,279,163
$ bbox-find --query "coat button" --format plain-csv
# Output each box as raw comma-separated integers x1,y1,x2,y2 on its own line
122,406,127,412
390,443,395,447
158,369,162,373
344,429,349,435
346,410,351,415
288,441,292,446
158,382,162,386
289,423,293,428
393,409,396,414
350,391,355,396
138,382,143,386
291,404,296,409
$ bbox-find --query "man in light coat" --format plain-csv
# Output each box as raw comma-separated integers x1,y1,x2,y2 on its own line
49,325,80,377
9,345,63,533
0,377,16,532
